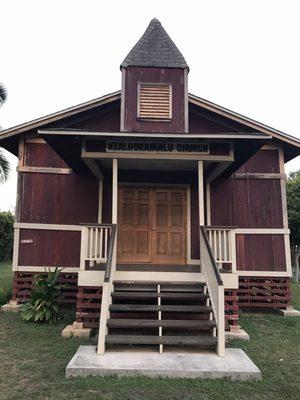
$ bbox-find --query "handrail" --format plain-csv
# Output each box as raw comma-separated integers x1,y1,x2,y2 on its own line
104,224,117,282
204,225,237,230
200,226,223,286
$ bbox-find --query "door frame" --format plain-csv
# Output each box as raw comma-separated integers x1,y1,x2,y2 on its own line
117,182,198,265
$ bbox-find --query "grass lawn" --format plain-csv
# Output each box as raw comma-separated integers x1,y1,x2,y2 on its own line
0,264,299,400
0,261,13,291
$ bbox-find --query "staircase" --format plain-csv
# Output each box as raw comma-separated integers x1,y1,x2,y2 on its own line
104,281,218,352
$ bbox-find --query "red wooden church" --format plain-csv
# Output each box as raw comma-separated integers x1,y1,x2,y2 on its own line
1,19,300,355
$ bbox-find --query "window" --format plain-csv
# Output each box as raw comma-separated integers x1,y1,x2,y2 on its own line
137,83,172,120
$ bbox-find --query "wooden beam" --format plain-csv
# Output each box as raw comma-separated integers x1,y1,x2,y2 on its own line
234,172,286,180
17,166,72,175
81,157,104,179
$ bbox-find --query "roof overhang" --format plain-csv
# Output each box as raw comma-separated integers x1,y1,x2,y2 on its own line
38,129,271,178
1,90,299,162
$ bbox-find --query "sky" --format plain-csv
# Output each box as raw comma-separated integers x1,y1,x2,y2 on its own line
0,0,299,211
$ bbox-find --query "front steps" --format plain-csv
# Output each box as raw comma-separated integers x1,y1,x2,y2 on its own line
104,281,218,352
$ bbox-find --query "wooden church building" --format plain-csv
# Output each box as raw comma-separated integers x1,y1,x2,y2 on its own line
1,19,300,355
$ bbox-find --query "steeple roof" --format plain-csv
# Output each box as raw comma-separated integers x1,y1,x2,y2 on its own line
121,18,189,69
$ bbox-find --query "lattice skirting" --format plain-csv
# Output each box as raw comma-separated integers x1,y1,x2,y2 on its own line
238,277,291,309
76,286,102,329
12,272,78,305
225,290,239,330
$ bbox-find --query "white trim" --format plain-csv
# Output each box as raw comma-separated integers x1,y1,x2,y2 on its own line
279,147,289,229
17,166,72,175
284,234,293,277
206,182,211,225
112,159,118,224
198,161,205,225
235,228,290,234
81,150,234,162
40,129,270,140
25,138,46,144
237,270,291,277
17,266,80,273
12,228,20,272
98,180,103,223
186,186,192,264
14,222,83,231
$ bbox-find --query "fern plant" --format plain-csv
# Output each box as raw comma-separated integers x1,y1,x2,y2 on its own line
20,267,64,324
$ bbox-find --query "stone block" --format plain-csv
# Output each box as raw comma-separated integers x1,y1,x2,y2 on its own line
1,300,21,313
278,307,300,317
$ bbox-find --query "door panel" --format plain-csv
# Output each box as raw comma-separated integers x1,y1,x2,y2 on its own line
117,187,152,263
152,188,186,264
118,186,186,264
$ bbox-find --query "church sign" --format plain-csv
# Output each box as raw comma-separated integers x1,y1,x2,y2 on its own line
106,140,210,154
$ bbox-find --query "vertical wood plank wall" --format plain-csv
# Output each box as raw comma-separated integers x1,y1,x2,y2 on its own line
17,140,99,269
210,147,288,273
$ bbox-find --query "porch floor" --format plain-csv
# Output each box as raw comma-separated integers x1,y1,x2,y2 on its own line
86,264,200,272
66,346,261,380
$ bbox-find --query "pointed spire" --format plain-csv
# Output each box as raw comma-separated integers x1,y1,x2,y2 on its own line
121,18,188,69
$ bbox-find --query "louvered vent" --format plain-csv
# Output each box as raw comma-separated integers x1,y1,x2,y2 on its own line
138,84,172,120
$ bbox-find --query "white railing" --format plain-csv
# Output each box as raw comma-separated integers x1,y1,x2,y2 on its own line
205,227,236,272
80,224,113,270
200,226,225,357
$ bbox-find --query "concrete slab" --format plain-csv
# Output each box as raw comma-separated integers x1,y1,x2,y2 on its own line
66,346,261,381
278,307,300,317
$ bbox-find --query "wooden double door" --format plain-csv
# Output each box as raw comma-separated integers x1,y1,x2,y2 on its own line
117,186,187,265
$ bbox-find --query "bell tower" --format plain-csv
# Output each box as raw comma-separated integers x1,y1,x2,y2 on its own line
120,19,189,133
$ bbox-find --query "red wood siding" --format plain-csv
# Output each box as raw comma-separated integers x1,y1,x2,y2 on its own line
211,147,286,272
18,229,81,268
232,179,283,228
123,66,185,133
24,143,68,168
69,106,120,131
237,149,280,173
211,149,283,229
189,111,230,133
20,173,99,224
236,234,286,271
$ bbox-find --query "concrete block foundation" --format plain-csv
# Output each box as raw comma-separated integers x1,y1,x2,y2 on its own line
278,306,300,317
1,300,21,313
62,322,92,338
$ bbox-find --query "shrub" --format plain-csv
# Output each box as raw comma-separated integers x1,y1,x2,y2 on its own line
20,267,65,324
0,211,14,261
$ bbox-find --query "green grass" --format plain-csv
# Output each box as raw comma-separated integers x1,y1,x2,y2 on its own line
0,261,13,291
0,264,300,400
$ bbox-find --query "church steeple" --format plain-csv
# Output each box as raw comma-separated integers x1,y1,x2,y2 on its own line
120,19,189,133
121,18,189,70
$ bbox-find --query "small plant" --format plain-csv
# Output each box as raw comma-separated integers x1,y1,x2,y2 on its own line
20,267,64,324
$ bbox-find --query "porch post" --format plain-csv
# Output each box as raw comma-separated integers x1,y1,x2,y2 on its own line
198,161,205,226
98,179,103,223
112,159,118,224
